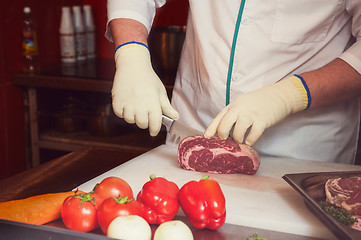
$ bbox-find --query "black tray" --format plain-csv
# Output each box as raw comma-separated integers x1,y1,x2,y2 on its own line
0,213,324,240
0,218,114,240
283,171,361,240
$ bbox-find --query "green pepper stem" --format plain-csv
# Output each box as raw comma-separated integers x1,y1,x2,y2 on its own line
201,175,209,180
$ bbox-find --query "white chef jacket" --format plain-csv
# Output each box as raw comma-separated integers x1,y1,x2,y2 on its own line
106,0,361,164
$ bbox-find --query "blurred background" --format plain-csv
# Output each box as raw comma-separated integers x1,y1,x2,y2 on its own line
0,0,189,180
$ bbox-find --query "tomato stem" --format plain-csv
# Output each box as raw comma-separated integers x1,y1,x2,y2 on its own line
114,195,133,204
73,193,97,207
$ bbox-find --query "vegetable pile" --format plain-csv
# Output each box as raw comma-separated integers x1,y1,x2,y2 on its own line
0,175,227,239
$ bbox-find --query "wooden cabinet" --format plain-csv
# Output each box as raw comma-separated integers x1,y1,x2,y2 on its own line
13,59,173,167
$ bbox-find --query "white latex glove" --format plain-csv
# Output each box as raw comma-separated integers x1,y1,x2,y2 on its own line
112,42,179,136
204,75,310,145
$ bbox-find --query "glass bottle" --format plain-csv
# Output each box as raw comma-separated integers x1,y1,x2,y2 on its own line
72,6,87,61
22,6,39,73
83,5,96,59
59,6,76,63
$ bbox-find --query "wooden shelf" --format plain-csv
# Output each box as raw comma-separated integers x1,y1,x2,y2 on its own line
13,59,174,167
39,129,166,154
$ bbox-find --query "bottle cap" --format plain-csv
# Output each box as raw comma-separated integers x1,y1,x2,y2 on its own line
59,6,74,34
72,5,85,32
83,5,95,31
23,6,31,13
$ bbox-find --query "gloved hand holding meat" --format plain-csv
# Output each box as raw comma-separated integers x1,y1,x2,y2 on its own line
204,75,310,146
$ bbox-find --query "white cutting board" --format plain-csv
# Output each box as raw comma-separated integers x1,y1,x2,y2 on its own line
77,145,361,239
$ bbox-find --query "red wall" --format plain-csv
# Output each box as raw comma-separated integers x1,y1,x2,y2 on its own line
0,0,188,180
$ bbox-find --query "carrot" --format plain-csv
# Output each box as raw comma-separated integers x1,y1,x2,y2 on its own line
0,190,85,225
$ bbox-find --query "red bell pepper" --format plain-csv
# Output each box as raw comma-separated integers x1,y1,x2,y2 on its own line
137,174,179,224
178,176,226,230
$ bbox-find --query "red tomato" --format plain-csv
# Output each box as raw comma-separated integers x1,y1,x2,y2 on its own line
97,196,144,234
61,193,98,232
89,191,105,209
94,176,133,200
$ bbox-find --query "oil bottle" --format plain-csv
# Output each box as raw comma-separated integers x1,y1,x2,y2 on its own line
21,6,39,73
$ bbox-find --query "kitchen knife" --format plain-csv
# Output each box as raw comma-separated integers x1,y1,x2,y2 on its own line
162,114,203,144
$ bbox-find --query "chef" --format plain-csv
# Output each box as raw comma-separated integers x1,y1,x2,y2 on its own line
106,1,361,164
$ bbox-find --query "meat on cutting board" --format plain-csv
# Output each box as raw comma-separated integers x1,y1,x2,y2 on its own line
325,176,361,215
177,136,260,175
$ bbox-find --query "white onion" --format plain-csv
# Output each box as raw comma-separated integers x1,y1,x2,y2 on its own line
107,215,151,240
153,220,194,240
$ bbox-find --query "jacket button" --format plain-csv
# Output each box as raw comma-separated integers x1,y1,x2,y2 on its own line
232,74,241,82
242,16,250,25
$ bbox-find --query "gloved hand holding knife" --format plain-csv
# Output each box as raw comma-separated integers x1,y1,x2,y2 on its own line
110,19,179,137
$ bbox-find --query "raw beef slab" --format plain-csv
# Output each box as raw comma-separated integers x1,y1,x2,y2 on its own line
178,136,260,175
325,176,361,215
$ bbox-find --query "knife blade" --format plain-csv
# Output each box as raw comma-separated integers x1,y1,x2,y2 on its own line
162,115,203,144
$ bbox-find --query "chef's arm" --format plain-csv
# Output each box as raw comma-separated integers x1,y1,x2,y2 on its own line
301,58,361,109
109,18,179,136
110,19,148,47
204,57,361,146
206,0,361,145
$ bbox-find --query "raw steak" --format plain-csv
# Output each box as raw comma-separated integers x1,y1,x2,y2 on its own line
341,190,361,216
325,176,361,215
177,136,260,175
